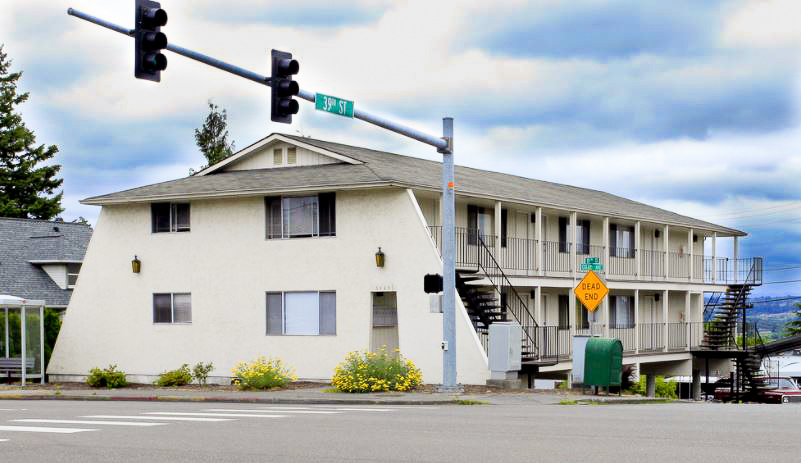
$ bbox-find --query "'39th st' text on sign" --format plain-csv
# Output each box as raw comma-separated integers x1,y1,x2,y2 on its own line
573,270,608,312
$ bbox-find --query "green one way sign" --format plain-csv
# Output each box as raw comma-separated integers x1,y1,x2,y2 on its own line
315,93,354,118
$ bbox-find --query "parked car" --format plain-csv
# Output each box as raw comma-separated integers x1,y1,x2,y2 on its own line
714,377,801,403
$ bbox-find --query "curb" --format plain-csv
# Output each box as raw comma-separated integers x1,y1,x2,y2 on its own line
0,394,464,406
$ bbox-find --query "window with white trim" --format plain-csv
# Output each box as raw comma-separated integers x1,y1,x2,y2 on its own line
153,293,192,324
265,193,336,239
151,203,190,233
266,291,336,335
273,148,283,165
287,147,297,164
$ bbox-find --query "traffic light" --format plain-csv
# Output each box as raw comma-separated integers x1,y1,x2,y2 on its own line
271,49,299,123
424,274,443,294
135,0,168,82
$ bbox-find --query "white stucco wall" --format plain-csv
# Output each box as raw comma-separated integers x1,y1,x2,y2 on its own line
48,188,489,385
41,264,68,289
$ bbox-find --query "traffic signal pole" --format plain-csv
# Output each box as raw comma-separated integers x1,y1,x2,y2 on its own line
68,7,461,392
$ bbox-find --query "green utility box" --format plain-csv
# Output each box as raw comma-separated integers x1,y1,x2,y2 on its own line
583,338,624,394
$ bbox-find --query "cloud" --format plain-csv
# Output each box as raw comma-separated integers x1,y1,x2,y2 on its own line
2,0,800,296
187,0,392,28
464,1,721,60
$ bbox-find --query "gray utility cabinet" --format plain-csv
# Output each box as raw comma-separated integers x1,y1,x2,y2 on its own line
489,322,522,374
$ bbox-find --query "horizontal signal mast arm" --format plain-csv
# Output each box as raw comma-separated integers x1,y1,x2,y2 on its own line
66,7,450,152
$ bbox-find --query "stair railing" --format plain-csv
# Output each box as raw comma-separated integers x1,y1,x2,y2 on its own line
704,262,758,350
703,291,723,322
475,235,543,361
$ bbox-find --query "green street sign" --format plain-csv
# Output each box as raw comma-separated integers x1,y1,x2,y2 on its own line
580,263,603,272
315,93,354,118
584,257,600,264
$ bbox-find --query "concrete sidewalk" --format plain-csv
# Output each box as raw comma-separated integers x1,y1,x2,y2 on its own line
0,384,677,406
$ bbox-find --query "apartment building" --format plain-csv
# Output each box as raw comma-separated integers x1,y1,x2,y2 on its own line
47,134,761,386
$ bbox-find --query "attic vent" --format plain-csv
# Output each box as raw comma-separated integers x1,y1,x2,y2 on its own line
273,148,282,165
287,147,297,164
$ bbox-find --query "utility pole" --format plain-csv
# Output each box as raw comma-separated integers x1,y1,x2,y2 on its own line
68,6,461,391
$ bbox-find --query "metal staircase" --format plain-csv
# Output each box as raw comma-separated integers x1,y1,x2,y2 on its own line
454,235,552,364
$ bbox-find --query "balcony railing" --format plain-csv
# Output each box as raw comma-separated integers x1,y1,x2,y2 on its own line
667,322,687,350
639,323,664,352
609,247,636,276
609,326,636,353
498,236,537,272
640,249,665,279
426,226,762,284
669,253,690,279
535,326,572,360
542,241,571,273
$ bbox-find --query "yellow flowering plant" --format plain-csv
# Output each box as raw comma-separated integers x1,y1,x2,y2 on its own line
332,347,423,393
231,356,297,390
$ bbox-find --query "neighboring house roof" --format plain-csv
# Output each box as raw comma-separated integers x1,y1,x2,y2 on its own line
0,218,92,307
82,133,745,236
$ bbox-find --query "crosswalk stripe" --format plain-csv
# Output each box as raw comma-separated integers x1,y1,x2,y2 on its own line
13,419,167,427
144,412,286,418
329,408,395,412
83,415,233,422
203,408,340,415
0,439,8,442
0,425,96,434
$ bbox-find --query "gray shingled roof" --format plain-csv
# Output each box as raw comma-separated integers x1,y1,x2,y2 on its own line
82,133,744,236
0,218,92,307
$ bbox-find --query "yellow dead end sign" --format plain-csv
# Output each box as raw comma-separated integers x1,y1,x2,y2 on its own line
574,270,608,312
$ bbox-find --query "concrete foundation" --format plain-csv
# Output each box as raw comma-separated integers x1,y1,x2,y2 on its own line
646,374,656,397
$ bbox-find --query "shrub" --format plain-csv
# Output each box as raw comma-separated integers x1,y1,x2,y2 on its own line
156,364,192,387
231,356,295,390
628,374,678,399
332,347,423,393
87,365,128,389
192,362,214,386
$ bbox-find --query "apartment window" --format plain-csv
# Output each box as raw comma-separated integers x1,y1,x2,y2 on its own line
151,203,190,233
273,148,283,165
610,224,635,258
467,205,492,245
66,263,82,288
266,291,336,335
609,295,635,328
557,295,569,330
287,147,297,164
265,193,336,239
558,218,590,254
153,293,192,324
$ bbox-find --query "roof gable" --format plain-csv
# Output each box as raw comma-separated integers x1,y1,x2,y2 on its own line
195,134,362,176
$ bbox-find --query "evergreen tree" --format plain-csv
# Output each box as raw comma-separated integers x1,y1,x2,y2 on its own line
194,101,235,167
784,303,801,337
0,45,63,219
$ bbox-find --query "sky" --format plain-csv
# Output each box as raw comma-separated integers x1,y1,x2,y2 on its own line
1,0,800,296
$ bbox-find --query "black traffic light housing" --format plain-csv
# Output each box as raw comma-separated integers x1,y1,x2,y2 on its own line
135,0,168,82
271,49,300,124
424,274,443,294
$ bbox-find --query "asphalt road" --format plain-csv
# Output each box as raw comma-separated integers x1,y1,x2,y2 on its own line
0,400,798,462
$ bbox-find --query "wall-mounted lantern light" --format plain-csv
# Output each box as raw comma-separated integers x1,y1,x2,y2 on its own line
375,247,385,268
132,255,141,274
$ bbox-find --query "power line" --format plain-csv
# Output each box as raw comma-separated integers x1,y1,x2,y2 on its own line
764,265,801,271
706,201,801,220
751,296,801,304
761,279,801,285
